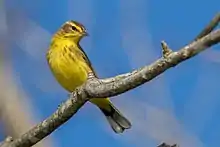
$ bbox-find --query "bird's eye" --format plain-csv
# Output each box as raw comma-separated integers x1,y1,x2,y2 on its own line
71,26,77,31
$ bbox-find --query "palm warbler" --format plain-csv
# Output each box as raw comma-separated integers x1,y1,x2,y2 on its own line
46,20,131,133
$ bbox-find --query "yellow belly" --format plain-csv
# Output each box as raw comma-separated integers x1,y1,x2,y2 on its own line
49,56,88,92
49,56,111,109
47,49,112,110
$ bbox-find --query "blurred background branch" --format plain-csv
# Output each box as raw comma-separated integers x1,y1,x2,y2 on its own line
0,0,53,146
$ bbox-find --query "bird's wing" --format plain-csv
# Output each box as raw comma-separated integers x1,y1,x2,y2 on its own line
75,44,97,77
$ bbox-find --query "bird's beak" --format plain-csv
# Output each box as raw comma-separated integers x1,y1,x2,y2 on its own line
83,31,89,36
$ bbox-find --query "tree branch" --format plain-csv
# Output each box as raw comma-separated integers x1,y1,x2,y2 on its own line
0,137,13,147
157,142,178,147
85,29,220,98
2,13,220,147
194,13,220,41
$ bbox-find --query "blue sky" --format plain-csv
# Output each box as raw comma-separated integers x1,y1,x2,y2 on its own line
1,0,220,147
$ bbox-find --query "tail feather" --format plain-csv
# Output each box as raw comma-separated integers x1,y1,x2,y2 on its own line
100,102,131,133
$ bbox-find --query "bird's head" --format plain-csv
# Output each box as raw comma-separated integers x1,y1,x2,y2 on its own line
56,20,88,43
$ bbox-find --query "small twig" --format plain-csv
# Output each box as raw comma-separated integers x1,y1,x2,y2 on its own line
194,12,220,41
161,40,173,58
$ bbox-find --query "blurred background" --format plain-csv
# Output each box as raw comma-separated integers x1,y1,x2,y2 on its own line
0,0,219,147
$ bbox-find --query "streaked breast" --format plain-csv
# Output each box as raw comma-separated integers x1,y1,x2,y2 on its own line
47,45,88,92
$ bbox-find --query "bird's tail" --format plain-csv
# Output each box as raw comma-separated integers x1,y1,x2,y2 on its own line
90,98,131,133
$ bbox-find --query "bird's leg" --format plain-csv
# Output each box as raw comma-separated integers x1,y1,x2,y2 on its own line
87,71,96,79
87,71,103,86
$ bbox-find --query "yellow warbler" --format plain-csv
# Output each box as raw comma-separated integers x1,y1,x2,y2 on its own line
46,20,131,133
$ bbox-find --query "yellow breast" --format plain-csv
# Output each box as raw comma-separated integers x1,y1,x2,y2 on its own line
47,44,88,92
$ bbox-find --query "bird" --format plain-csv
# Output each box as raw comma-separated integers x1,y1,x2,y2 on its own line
46,20,131,133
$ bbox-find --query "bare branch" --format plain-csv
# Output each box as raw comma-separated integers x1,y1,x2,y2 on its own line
2,14,220,147
194,12,220,41
0,136,13,147
157,142,179,147
8,90,86,147
85,29,220,98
